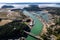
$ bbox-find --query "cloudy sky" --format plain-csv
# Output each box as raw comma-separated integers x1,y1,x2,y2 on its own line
0,0,60,3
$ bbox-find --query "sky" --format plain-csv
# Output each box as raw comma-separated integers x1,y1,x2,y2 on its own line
0,0,60,3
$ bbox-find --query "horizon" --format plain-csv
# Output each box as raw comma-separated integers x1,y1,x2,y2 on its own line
0,2,60,4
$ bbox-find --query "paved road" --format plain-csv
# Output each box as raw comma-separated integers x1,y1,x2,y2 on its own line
23,11,43,40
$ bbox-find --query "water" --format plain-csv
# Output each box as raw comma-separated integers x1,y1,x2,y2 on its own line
36,11,49,22
23,11,43,40
0,4,60,9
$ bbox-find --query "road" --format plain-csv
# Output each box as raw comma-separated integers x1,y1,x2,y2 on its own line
23,11,43,40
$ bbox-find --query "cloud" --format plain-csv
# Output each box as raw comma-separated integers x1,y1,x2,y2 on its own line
0,0,60,3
